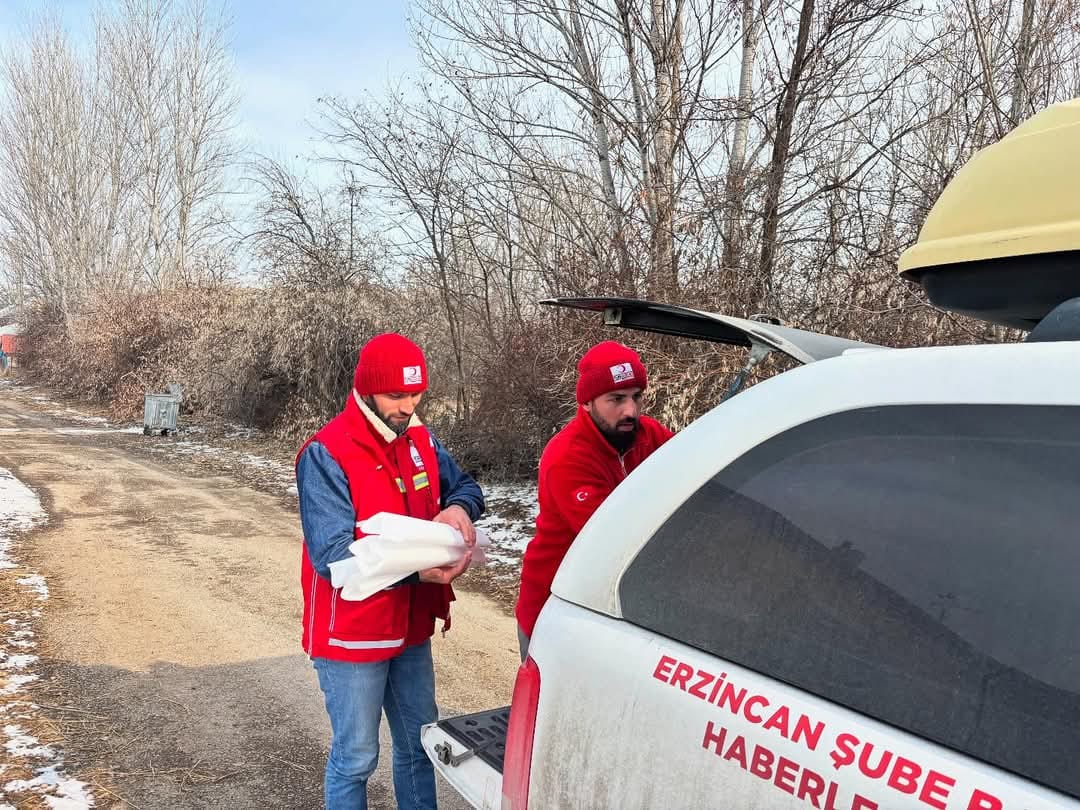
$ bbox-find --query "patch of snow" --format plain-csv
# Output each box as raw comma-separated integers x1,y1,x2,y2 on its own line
0,469,46,569
173,441,221,456
7,628,34,652
1,675,38,696
475,482,538,565
0,655,37,670
481,483,539,504
3,726,54,759
48,411,107,425
0,701,32,715
0,469,94,808
4,764,95,809
0,471,45,533
15,575,47,601
225,423,261,440
40,768,96,808
70,415,107,424
151,440,295,489
239,453,289,472
54,427,143,436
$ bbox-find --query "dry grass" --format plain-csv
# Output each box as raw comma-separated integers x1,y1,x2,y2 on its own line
0,566,105,808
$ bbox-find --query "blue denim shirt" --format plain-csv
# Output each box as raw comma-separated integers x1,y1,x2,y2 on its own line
297,433,485,580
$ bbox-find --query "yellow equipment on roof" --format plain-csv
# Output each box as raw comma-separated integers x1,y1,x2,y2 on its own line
899,99,1080,329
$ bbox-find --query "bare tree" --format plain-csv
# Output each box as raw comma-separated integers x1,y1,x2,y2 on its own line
958,0,1080,131
247,156,381,288
319,91,477,419
720,0,767,284
99,0,173,287
0,19,118,331
102,0,237,287
416,0,736,297
752,0,923,309
0,0,238,328
168,0,238,284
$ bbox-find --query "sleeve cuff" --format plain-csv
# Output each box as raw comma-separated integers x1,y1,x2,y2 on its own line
445,499,479,521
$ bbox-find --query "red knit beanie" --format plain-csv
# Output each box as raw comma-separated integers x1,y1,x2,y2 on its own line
353,333,428,396
575,341,647,404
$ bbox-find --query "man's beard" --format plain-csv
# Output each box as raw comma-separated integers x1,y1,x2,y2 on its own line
592,412,639,453
383,417,409,437
364,397,409,436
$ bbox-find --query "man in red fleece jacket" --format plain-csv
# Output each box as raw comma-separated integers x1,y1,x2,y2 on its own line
515,340,674,658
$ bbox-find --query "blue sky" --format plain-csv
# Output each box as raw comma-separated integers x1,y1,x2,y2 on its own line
0,0,421,169
227,1,420,164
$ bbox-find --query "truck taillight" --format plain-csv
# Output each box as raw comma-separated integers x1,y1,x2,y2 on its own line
501,656,540,810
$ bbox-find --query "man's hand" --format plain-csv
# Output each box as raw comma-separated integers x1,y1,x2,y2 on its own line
418,548,472,584
434,504,476,547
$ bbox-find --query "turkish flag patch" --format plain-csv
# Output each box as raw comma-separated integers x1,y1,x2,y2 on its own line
572,487,591,504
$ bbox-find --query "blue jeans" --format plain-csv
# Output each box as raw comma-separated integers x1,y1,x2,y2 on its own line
313,641,438,810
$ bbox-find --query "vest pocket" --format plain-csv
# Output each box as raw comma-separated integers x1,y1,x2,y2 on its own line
327,588,409,650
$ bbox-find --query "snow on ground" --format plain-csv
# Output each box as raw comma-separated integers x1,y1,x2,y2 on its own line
54,427,145,436
0,470,44,572
0,467,94,808
143,438,299,497
224,423,261,440
475,482,538,575
47,409,107,425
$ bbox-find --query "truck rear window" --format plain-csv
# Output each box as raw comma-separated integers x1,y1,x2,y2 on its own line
620,404,1080,798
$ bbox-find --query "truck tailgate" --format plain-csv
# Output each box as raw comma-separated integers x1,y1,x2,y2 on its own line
421,707,507,809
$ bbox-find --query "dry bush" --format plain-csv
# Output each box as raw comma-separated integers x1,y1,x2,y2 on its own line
438,319,576,479
18,266,1016,482
163,282,413,438
20,281,425,438
255,283,414,439
21,290,192,418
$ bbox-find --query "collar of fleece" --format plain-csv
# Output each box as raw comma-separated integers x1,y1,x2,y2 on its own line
352,389,423,445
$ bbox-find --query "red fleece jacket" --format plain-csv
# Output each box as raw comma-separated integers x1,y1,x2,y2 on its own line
515,408,673,636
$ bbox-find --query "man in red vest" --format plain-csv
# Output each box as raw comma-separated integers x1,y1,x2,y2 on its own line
296,333,484,810
515,341,674,658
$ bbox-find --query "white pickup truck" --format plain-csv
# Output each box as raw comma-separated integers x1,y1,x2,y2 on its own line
422,99,1080,809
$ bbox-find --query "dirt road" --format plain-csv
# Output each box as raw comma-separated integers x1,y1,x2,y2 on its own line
0,387,520,808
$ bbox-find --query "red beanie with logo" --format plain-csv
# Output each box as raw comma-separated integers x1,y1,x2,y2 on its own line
353,333,428,396
575,341,647,404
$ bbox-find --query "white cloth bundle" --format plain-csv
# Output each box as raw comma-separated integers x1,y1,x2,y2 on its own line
330,512,490,602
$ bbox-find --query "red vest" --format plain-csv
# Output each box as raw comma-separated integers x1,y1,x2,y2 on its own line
298,394,454,662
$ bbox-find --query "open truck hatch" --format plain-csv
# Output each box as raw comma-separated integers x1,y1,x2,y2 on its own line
422,707,508,809
541,297,884,400
540,297,880,365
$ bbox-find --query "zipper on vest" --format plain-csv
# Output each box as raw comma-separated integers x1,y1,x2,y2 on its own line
306,569,318,654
